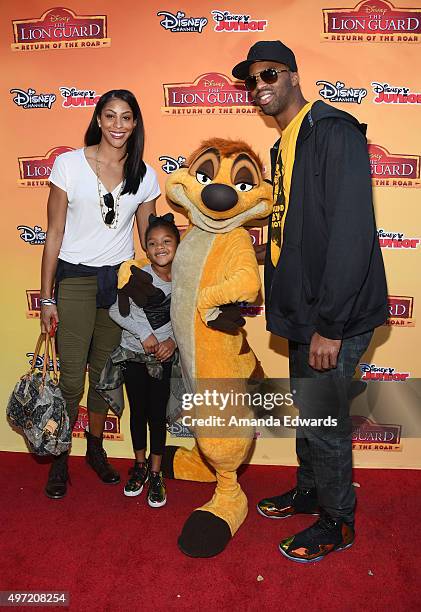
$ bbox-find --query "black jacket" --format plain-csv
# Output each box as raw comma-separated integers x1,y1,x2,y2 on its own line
265,100,388,343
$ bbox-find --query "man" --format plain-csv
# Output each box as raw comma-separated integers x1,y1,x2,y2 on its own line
232,41,388,563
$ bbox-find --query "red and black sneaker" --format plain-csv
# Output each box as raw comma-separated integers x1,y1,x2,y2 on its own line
257,487,320,519
279,514,355,563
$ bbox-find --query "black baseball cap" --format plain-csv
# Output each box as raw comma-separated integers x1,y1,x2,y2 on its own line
232,40,297,80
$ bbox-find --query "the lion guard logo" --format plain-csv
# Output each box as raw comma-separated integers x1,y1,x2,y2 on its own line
368,144,421,188
162,73,260,115
26,290,41,319
352,415,402,451
386,296,415,327
11,7,110,51
322,0,421,43
18,146,74,187
73,407,123,441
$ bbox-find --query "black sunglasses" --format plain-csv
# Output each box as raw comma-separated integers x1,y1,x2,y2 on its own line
244,68,289,92
103,192,115,225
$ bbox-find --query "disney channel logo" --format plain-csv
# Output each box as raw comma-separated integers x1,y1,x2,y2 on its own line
17,225,46,245
26,352,60,370
317,80,367,104
157,10,208,33
10,87,56,109
159,155,186,174
167,421,194,437
211,10,268,31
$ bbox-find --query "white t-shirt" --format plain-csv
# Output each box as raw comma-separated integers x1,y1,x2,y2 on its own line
49,148,160,266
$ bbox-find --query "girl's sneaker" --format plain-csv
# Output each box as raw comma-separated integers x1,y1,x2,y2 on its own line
124,461,149,497
147,471,167,508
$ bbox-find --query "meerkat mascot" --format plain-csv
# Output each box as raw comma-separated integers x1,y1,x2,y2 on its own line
162,138,272,557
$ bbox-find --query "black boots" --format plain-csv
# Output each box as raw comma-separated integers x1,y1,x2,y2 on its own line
45,451,69,499
45,432,120,498
85,430,120,484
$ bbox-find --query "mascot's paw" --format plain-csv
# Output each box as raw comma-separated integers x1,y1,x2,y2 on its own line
207,304,246,333
118,266,165,316
178,510,231,558
160,446,179,479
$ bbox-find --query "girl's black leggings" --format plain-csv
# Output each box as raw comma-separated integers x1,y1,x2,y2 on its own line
123,361,171,456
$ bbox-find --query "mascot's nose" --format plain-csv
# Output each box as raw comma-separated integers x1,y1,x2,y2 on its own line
201,183,238,211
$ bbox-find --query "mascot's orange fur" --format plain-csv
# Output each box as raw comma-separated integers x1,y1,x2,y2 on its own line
162,138,273,557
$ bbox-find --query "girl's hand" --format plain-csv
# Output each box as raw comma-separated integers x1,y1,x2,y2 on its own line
142,334,159,354
154,338,176,362
40,305,59,334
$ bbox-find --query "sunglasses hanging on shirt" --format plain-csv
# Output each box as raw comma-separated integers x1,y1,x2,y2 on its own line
95,146,124,229
102,192,116,225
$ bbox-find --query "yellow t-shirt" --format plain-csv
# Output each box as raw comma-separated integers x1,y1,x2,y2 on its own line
271,101,313,267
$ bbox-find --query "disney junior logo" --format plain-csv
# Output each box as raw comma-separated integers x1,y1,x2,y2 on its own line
359,363,410,381
377,228,420,249
159,155,186,174
371,82,421,104
59,86,101,108
157,10,208,33
211,10,268,32
10,87,56,109
316,80,367,104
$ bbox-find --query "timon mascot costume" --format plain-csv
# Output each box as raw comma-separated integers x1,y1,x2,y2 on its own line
162,138,273,557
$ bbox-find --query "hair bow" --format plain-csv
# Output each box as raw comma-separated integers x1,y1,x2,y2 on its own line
148,212,175,225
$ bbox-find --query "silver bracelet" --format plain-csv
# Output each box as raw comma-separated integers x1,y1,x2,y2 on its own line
40,298,57,306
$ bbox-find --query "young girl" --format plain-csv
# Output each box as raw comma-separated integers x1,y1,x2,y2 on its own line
109,214,180,507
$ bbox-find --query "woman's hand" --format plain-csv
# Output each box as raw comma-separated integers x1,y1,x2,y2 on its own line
154,338,176,362
142,333,159,354
40,305,59,334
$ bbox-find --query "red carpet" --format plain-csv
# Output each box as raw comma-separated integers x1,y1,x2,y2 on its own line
0,451,420,611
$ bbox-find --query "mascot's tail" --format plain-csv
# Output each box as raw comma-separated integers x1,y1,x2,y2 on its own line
161,444,216,482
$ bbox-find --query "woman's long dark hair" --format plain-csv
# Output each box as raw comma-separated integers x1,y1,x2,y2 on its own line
84,89,146,195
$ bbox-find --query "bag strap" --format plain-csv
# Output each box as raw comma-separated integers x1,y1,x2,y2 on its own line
29,331,59,384
49,333,59,384
41,333,51,382
30,333,46,373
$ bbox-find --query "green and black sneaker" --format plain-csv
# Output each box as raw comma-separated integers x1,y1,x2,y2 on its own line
124,460,149,497
147,471,167,508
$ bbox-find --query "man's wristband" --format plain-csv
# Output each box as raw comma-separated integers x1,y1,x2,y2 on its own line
40,298,57,306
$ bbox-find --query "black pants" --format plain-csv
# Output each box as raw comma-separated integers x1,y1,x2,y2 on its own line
289,330,373,523
123,361,171,456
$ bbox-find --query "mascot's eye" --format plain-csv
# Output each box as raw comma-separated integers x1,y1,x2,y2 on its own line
235,182,254,192
196,172,212,185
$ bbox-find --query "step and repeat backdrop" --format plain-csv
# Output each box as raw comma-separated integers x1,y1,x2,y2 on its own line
1,0,420,468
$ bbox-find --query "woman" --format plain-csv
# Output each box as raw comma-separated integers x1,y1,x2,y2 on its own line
40,89,160,499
